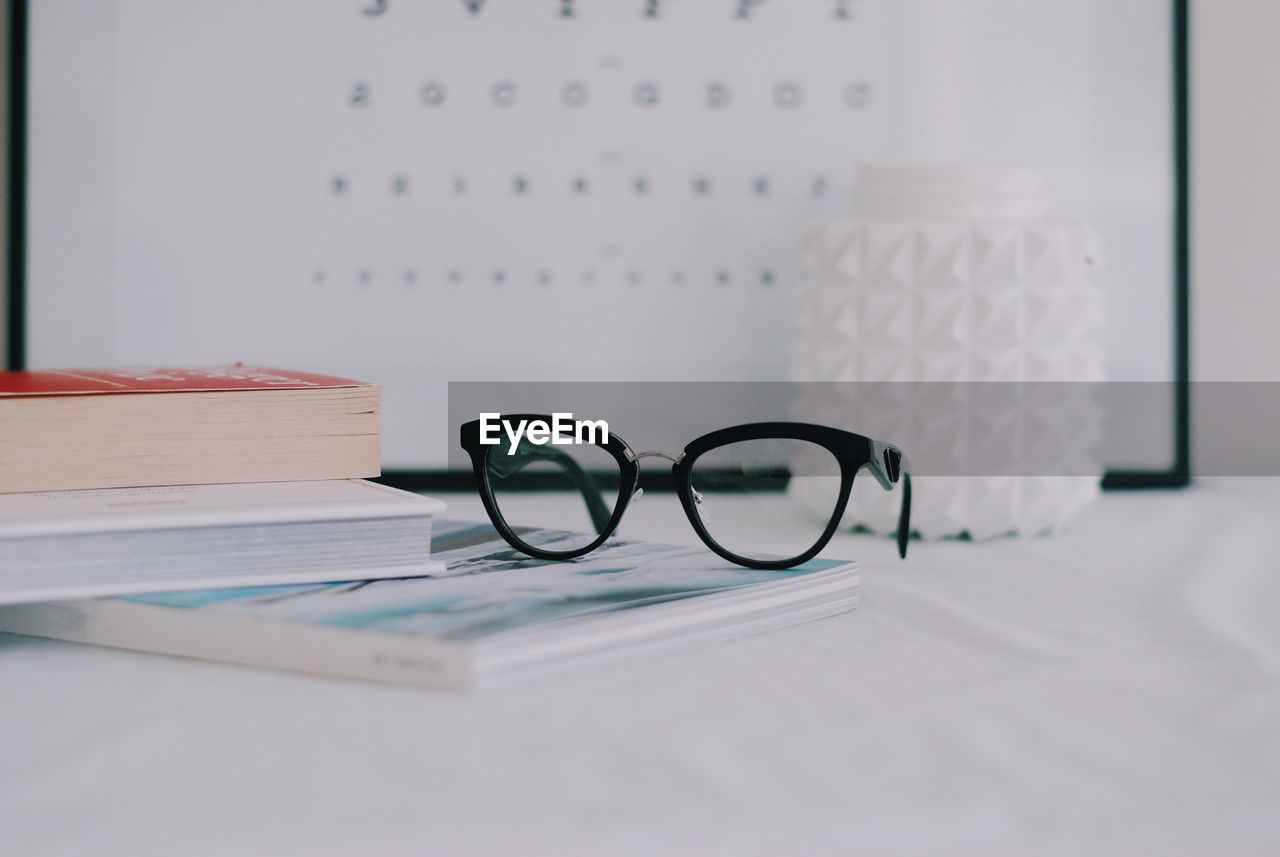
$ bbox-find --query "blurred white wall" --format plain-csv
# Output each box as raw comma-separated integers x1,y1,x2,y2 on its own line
1192,0,1280,382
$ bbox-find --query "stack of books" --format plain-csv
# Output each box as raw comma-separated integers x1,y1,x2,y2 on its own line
1,365,860,690
0,365,446,602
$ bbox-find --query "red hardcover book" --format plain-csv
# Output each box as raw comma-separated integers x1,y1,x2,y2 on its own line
0,365,380,494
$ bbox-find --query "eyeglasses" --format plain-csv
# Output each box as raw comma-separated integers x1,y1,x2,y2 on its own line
459,416,911,569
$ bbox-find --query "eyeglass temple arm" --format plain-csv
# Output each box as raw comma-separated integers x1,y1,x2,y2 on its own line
896,472,912,559
486,445,614,534
866,440,912,559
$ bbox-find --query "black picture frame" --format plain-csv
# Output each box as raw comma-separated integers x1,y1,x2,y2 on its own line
4,0,1190,489
4,0,26,373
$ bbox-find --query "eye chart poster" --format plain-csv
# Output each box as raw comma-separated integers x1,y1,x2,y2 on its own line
25,0,1176,468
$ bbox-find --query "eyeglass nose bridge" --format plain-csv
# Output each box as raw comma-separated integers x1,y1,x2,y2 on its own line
625,449,685,464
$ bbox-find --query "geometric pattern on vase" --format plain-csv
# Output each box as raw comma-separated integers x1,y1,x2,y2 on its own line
790,217,1106,539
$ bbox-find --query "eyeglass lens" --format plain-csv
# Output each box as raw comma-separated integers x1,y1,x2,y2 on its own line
483,433,626,553
687,437,843,563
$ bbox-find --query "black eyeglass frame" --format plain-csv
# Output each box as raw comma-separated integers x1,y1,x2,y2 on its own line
459,416,912,570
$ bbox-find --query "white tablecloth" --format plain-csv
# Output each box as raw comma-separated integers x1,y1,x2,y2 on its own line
3,479,1278,856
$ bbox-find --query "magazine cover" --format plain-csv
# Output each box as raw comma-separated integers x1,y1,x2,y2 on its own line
0,520,859,688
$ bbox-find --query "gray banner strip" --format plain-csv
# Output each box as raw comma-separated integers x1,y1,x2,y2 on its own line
445,382,1274,476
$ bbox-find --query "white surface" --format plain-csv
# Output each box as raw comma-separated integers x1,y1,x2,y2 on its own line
2,479,1278,856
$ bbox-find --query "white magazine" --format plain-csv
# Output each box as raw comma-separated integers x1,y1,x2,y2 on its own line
0,480,446,604
0,519,859,690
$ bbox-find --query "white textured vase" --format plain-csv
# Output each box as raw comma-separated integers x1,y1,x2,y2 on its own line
788,165,1105,539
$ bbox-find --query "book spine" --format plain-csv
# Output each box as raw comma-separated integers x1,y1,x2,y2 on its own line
0,601,472,690
1,387,380,494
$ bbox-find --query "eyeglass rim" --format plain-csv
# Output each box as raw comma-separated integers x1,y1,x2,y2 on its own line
675,425,852,569
458,416,909,568
459,415,639,561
